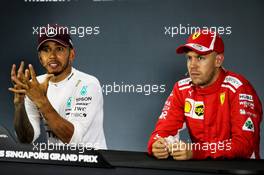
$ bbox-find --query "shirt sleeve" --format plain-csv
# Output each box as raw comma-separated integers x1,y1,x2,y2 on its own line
68,81,104,145
24,95,41,142
147,83,185,155
192,82,263,159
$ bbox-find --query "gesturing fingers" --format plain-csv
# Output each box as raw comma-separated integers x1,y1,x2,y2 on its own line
17,61,25,80
25,69,30,84
10,64,17,84
11,61,29,86
8,87,27,94
29,64,38,83
11,75,29,90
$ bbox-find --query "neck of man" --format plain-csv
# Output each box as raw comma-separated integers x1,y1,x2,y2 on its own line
50,66,72,83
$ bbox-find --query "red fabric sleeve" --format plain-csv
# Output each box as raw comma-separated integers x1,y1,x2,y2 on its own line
147,83,185,155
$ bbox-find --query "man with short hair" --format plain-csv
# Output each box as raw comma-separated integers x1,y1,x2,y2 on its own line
148,30,262,159
9,25,107,149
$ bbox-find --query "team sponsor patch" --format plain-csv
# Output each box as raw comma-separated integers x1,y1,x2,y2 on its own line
239,94,253,102
191,43,204,51
76,96,92,102
74,106,87,112
159,113,167,119
162,101,171,111
65,96,92,117
220,92,225,105
188,90,193,97
159,99,172,120
239,101,254,109
242,117,254,132
223,76,242,89
184,100,192,113
194,104,204,117
80,85,88,96
71,112,87,117
66,97,73,108
178,78,192,87
247,112,257,118
184,98,204,120
75,102,90,106
159,110,167,119
239,109,257,117
240,109,246,115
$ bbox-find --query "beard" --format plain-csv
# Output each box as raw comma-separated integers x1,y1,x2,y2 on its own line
45,56,70,76
191,69,216,87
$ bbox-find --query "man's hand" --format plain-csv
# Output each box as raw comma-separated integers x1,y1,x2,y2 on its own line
170,141,193,160
22,64,53,108
9,62,73,143
9,63,54,108
9,61,35,143
9,62,29,104
152,138,169,159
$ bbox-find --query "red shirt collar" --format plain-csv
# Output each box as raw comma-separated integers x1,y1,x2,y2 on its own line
193,68,226,95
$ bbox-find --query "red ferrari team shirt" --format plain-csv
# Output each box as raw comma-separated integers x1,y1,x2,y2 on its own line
148,68,262,159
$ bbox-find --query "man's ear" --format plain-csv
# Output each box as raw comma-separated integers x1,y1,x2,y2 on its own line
215,53,224,68
69,48,75,62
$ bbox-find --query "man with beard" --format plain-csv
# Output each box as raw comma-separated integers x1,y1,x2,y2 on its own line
148,30,262,159
9,25,107,149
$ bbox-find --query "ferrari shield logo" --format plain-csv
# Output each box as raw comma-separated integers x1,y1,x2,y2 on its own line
192,32,201,40
220,92,225,105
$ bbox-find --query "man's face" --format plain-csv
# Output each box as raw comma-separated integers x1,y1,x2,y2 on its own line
38,41,74,76
186,51,220,87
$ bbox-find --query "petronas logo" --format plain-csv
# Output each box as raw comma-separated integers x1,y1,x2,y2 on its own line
66,97,72,108
80,86,88,96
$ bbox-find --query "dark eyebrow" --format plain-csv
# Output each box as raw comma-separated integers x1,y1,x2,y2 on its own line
41,45,49,48
38,45,49,51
